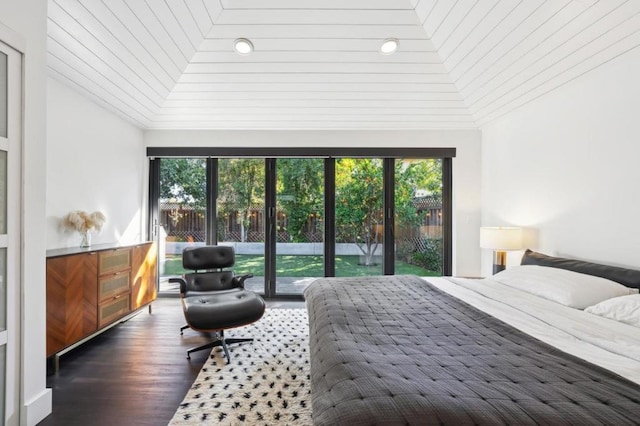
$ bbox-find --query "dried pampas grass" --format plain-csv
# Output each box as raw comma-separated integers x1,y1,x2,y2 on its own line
62,210,106,233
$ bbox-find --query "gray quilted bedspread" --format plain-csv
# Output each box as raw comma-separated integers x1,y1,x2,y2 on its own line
304,275,640,426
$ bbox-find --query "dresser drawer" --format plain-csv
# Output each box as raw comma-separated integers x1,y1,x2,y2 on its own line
98,295,130,327
99,272,130,302
99,248,131,275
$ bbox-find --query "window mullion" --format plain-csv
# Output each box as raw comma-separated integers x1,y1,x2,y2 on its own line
383,158,395,275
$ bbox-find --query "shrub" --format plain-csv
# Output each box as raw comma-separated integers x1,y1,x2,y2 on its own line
395,240,414,263
411,238,442,274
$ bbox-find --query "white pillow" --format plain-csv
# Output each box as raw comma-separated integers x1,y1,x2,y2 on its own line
585,294,640,327
491,265,638,309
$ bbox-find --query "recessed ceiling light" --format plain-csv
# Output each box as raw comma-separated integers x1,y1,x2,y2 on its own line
234,38,253,55
380,38,399,55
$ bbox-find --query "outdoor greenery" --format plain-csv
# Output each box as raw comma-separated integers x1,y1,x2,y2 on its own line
277,159,324,241
396,237,443,275
411,238,443,274
159,158,207,210
275,158,443,267
159,157,444,274
218,159,265,242
334,158,441,266
163,254,439,277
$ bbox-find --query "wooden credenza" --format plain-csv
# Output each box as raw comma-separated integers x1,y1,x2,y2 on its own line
46,242,157,358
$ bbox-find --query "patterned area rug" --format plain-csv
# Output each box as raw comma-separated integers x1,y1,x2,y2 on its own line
169,309,312,425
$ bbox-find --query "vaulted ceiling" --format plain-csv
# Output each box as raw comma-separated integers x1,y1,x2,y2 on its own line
47,0,640,130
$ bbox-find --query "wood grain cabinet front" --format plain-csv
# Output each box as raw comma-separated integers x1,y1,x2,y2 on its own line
46,242,157,358
46,252,98,357
131,242,158,310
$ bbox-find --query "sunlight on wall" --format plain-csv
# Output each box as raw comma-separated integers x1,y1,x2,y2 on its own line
482,191,591,273
116,209,143,244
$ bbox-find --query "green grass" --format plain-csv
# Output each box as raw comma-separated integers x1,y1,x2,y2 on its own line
163,254,438,277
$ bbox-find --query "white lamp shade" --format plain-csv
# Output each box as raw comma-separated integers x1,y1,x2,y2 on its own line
480,227,523,250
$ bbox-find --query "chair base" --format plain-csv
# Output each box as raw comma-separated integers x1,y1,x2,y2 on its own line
186,330,253,363
180,324,189,335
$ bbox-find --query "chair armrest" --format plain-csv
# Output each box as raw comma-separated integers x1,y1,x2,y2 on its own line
232,273,254,289
168,277,187,296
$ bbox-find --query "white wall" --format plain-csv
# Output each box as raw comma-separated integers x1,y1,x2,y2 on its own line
0,1,50,424
481,48,640,276
47,77,146,249
145,129,483,276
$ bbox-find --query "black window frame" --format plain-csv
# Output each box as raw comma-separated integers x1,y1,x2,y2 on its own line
148,147,455,299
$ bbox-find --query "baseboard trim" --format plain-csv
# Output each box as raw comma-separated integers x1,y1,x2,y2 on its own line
21,388,52,426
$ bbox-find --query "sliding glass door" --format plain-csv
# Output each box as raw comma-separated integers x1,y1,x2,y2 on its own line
394,159,444,276
335,158,384,277
274,159,324,295
157,158,207,292
149,149,454,298
217,159,265,294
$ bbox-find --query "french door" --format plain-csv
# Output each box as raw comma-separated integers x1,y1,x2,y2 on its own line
0,40,21,425
149,149,454,299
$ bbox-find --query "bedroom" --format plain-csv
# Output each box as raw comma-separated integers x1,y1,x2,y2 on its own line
1,0,640,424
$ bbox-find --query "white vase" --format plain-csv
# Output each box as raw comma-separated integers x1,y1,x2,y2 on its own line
80,230,91,247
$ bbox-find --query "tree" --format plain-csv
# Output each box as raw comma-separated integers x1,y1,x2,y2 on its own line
335,158,441,266
276,159,324,242
159,158,207,210
394,159,442,230
218,159,264,242
159,159,207,240
335,159,383,266
160,157,441,266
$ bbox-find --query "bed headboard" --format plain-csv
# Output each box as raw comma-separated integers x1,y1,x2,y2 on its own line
521,249,640,290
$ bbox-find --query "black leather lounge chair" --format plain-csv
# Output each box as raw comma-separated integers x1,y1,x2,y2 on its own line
169,245,266,362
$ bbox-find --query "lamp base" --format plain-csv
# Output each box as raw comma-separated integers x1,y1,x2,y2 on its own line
492,251,507,275
492,264,506,274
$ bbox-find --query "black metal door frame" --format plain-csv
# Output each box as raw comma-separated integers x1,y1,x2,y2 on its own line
265,158,277,298
148,148,455,299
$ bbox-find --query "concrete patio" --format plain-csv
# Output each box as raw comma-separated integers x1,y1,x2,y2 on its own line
159,275,318,296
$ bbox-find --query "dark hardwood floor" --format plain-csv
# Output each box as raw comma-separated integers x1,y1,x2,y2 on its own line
39,297,304,426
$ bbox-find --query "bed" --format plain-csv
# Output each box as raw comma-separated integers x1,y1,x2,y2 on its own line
304,250,640,425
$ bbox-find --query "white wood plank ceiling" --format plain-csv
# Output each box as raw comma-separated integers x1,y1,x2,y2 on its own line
47,0,640,129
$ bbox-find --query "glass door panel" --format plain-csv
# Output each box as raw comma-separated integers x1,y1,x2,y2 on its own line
0,247,6,422
0,249,5,330
275,159,324,295
394,159,443,276
0,41,19,424
0,151,6,234
0,52,6,138
158,158,207,293
335,158,383,277
217,159,265,294
149,151,452,296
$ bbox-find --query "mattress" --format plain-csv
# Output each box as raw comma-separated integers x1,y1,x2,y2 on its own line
304,275,640,426
429,276,640,385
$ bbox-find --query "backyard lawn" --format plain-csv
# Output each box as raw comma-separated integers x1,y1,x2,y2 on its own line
163,254,438,277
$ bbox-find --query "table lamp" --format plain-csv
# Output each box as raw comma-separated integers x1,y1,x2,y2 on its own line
480,226,523,274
